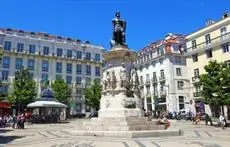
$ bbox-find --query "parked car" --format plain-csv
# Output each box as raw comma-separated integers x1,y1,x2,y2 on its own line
70,112,86,118
88,111,98,118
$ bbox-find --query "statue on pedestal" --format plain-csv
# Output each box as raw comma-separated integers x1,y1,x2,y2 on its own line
110,11,127,48
131,67,141,98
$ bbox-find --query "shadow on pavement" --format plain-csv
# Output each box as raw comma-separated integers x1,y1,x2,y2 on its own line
0,129,13,133
0,135,25,144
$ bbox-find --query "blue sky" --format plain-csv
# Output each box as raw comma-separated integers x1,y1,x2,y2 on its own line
0,0,229,50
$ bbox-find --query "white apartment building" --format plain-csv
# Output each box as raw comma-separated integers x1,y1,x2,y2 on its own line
134,34,193,114
0,28,104,114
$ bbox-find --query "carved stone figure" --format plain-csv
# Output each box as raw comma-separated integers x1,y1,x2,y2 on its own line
110,11,127,48
131,67,141,98
111,70,117,89
102,71,107,91
119,63,127,88
131,68,139,89
106,70,111,89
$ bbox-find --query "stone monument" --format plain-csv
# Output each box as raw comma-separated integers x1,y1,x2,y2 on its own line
77,12,181,137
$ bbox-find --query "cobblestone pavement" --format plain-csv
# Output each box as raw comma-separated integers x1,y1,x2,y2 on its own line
0,120,230,147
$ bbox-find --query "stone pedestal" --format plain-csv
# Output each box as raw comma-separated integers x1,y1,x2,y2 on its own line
78,46,181,138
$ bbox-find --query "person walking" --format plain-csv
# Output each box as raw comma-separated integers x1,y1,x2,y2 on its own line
219,113,225,129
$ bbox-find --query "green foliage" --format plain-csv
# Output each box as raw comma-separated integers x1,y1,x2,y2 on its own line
84,79,101,110
199,60,230,107
51,79,72,105
8,68,37,110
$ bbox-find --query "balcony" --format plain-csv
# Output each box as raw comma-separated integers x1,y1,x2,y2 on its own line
151,77,157,84
186,32,230,55
159,76,166,82
158,98,166,104
192,76,199,83
193,92,202,98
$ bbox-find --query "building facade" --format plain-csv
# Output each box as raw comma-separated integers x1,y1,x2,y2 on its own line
185,13,230,118
135,34,192,114
0,28,104,114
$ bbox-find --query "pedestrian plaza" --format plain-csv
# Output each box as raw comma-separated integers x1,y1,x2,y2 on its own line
0,120,230,147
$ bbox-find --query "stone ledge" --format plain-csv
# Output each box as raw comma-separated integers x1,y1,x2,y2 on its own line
72,129,181,138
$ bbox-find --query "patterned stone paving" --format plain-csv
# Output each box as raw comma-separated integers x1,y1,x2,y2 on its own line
1,120,230,147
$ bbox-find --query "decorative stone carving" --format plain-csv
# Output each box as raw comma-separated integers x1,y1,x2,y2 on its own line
105,99,110,108
121,98,136,108
119,63,127,88
111,70,117,89
102,71,107,91
106,70,111,89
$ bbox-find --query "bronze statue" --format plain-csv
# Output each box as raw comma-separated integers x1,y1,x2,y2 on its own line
110,11,127,48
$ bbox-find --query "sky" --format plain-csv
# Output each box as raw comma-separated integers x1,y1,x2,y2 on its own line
0,0,229,50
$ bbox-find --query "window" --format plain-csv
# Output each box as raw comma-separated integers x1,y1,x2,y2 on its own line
160,69,165,79
56,62,62,73
1,70,9,81
66,63,72,74
221,27,227,40
4,41,11,51
57,48,63,57
29,44,36,54
76,64,82,75
95,66,100,76
56,75,62,80
76,77,82,85
175,56,182,64
95,53,100,62
179,96,185,110
76,103,82,112
77,51,82,59
152,72,157,79
2,57,10,68
67,50,72,58
42,60,49,72
86,65,91,75
15,58,23,69
29,72,34,78
17,43,24,52
192,54,198,62
222,43,229,53
205,34,211,44
28,59,35,70
194,68,199,77
206,49,213,58
177,81,184,89
66,76,72,84
176,68,182,76
85,52,91,61
146,74,150,82
160,82,165,91
95,78,100,84
43,46,49,55
140,76,143,84
42,74,48,83
159,58,163,65
85,77,91,87
192,40,197,49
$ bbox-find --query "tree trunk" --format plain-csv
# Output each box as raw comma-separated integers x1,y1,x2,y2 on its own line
222,105,225,116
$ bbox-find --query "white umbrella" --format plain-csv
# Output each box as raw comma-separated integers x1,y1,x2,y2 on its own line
27,101,67,108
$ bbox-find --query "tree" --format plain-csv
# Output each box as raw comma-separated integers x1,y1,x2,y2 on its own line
8,67,37,112
199,60,230,115
84,79,101,111
51,79,72,105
